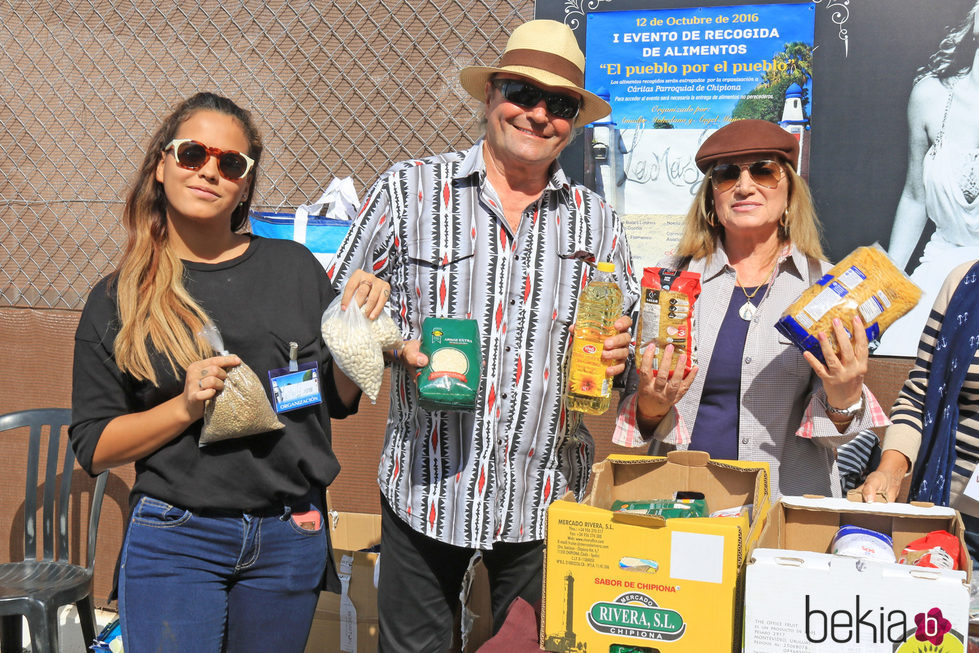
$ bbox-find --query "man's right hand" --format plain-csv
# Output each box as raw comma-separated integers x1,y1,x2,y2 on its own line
394,339,428,379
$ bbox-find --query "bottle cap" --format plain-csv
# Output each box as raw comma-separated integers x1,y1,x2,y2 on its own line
596,262,615,273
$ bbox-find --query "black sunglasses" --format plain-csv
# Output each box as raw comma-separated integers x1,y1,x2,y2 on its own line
709,160,783,192
491,78,581,121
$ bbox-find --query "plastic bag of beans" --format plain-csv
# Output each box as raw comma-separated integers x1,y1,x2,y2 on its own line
368,305,403,351
198,322,284,446
320,290,384,402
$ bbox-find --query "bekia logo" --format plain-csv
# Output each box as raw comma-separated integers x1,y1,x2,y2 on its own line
805,596,963,650
587,592,686,642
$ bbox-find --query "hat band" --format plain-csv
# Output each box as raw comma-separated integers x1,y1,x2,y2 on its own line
499,49,583,87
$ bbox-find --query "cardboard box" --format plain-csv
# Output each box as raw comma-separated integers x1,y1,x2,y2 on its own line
541,451,771,652
305,509,494,653
305,510,381,653
743,496,971,652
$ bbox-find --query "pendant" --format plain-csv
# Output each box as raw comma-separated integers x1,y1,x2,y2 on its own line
738,301,757,321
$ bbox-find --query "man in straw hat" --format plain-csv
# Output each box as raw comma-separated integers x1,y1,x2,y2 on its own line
331,19,639,650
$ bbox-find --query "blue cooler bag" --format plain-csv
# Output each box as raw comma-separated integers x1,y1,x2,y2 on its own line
249,180,357,271
249,211,351,270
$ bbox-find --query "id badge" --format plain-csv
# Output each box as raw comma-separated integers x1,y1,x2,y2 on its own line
269,361,322,413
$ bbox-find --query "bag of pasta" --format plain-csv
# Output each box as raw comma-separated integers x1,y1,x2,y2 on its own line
198,322,284,446
416,317,481,411
775,244,922,361
637,267,701,376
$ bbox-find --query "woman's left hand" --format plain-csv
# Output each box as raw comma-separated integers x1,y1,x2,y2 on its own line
803,315,868,409
602,315,634,377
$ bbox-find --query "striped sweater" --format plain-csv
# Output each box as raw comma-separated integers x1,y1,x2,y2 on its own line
882,259,979,518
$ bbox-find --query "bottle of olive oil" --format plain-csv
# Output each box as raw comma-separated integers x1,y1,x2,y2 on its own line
566,262,623,415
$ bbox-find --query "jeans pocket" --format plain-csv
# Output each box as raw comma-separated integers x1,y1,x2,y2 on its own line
287,505,324,536
132,496,193,528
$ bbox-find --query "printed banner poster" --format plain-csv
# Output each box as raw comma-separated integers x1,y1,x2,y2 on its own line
586,3,814,269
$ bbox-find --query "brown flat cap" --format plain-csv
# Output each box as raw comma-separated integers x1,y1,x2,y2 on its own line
695,119,800,172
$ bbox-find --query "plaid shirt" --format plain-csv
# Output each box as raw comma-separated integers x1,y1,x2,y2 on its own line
613,243,889,498
330,141,639,547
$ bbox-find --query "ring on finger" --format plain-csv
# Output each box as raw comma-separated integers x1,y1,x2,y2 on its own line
198,379,203,389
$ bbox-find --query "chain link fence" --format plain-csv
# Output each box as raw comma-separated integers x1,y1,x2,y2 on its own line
0,0,532,309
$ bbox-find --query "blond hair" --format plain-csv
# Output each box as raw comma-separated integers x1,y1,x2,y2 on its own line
675,161,825,262
112,93,263,383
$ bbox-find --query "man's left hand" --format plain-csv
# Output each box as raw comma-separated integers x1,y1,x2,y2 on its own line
602,314,633,377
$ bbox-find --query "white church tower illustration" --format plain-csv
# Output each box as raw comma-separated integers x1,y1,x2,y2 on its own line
779,82,809,174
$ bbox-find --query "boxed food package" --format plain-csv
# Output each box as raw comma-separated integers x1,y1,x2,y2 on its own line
417,317,482,411
775,244,921,361
743,495,971,652
305,510,380,653
637,267,701,375
541,451,770,652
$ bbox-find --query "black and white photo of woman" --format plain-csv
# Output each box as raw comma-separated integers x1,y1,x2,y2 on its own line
878,0,979,355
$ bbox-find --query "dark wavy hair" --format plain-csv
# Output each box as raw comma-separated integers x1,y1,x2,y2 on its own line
916,2,979,83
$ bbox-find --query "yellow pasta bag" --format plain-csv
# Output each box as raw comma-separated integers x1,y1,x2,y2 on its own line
775,244,922,361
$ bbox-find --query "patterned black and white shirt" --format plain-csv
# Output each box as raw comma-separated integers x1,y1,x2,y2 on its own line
330,141,639,548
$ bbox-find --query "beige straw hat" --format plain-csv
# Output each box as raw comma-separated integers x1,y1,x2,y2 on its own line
459,19,611,127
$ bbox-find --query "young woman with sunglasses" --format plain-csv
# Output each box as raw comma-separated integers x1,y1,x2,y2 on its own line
69,92,367,652
613,119,888,499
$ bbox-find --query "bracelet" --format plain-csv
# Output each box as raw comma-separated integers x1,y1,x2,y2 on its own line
383,343,405,367
826,396,863,418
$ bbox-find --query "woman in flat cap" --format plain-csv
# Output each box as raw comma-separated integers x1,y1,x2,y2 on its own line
613,119,888,498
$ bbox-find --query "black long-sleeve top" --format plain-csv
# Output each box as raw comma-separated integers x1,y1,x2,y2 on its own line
70,236,357,512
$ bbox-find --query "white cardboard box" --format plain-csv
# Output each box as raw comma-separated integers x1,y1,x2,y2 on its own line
743,496,970,652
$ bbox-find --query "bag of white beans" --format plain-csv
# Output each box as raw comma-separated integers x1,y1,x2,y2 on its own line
367,305,403,351
320,294,384,402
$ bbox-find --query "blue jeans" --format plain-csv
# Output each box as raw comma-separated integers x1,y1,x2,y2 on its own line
119,493,327,653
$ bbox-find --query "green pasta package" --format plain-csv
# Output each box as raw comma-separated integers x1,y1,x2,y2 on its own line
416,317,481,412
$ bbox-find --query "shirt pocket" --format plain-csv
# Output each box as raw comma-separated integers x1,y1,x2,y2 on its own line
269,330,323,369
405,235,476,321
775,332,813,379
552,248,599,327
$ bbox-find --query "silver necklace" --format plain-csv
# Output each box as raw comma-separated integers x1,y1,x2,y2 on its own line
736,259,778,321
